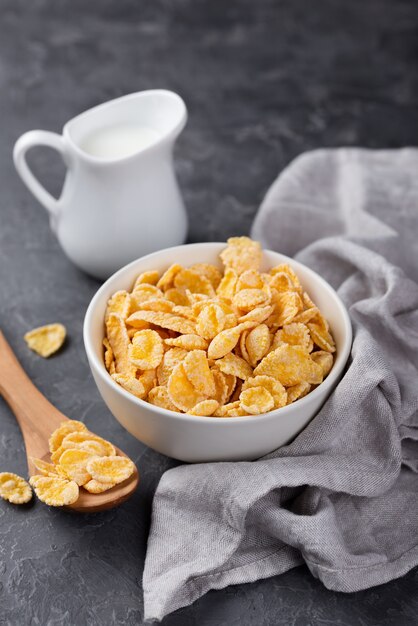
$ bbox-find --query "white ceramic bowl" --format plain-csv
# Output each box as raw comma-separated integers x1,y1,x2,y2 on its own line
84,243,352,462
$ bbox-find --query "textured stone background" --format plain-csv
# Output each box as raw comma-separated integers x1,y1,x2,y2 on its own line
1,1,418,624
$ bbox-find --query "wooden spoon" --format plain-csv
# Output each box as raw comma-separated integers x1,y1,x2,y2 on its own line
0,330,139,512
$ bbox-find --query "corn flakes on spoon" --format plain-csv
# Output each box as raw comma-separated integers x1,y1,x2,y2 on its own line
0,331,139,512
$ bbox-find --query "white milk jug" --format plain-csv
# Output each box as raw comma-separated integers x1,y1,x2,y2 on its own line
13,90,188,279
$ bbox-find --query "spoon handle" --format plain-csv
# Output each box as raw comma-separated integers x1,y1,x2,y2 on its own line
0,330,66,459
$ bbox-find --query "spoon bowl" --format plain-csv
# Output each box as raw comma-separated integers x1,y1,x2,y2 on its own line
32,447,139,513
0,330,139,512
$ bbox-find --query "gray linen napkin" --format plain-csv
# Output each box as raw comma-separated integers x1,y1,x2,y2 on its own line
143,148,418,622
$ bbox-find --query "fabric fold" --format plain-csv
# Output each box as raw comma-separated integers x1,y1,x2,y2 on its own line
143,148,418,622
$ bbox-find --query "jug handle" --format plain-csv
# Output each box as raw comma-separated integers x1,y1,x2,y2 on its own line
13,130,69,217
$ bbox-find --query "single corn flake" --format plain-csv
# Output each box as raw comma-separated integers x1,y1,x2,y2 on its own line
106,313,137,377
236,269,264,291
196,303,226,340
131,284,164,307
233,289,270,312
86,456,135,485
78,440,112,457
216,268,238,300
270,263,302,293
164,288,190,306
293,307,319,324
171,305,197,321
61,432,115,457
138,299,175,313
269,271,295,293
133,270,160,288
24,323,66,358
238,305,274,325
207,327,241,360
148,386,178,411
50,446,66,464
207,322,255,360
303,291,316,309
215,352,253,380
156,264,183,291
127,310,196,335
220,237,262,275
268,291,302,328
58,449,94,486
49,420,87,453
190,263,222,289
273,322,313,352
0,472,32,504
183,350,216,396
167,362,206,411
30,475,79,506
310,350,334,377
105,290,132,321
254,345,323,386
174,268,215,297
165,334,208,351
31,458,60,477
240,386,274,415
239,329,251,364
187,399,219,416
308,321,336,353
103,338,115,373
128,329,164,370
242,375,287,409
245,324,271,366
286,381,312,404
111,373,148,399
83,479,116,494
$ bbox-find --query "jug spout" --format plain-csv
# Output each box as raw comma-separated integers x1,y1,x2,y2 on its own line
64,90,187,162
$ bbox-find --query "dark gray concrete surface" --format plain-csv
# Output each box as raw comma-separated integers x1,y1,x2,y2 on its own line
1,1,418,624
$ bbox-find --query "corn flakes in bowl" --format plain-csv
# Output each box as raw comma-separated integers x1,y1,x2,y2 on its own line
84,239,351,462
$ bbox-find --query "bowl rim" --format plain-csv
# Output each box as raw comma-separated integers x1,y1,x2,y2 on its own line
83,242,352,426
